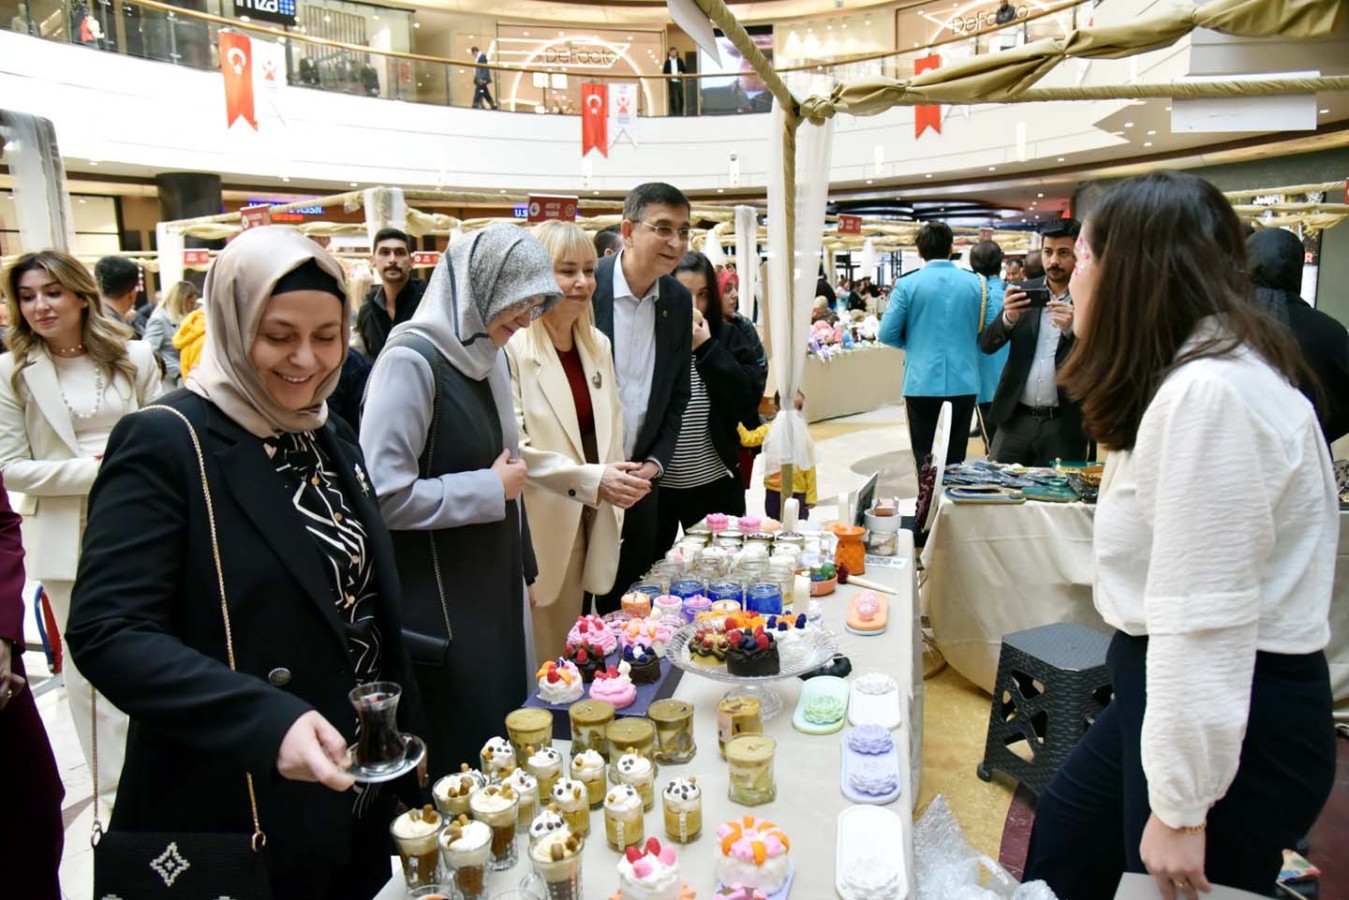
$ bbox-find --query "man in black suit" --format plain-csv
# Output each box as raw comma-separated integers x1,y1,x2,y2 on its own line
978,219,1088,466
663,48,686,116
592,182,694,613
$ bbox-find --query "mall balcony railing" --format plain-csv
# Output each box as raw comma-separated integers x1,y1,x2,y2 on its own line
3,0,1090,117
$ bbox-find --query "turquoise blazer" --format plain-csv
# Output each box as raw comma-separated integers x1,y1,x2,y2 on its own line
977,275,1009,404
879,260,984,398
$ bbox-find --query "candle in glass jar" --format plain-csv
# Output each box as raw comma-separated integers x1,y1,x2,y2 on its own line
726,734,776,806
716,696,763,759
568,699,615,761
605,717,656,775
647,699,696,764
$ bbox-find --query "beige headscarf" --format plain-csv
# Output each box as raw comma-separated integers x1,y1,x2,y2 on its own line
187,226,350,438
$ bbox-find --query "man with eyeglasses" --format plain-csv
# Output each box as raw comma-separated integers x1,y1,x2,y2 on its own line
591,182,694,614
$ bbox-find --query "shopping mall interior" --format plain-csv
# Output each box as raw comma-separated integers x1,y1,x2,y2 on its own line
2,0,1348,897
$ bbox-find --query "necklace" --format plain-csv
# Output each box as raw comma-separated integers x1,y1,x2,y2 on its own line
59,364,104,420
51,342,86,356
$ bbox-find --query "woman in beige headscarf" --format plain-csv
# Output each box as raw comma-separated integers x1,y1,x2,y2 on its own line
65,227,425,900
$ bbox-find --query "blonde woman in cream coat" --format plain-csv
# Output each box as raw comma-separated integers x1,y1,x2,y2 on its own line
507,222,650,665
0,251,161,812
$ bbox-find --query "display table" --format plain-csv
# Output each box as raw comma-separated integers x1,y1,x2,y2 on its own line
800,345,905,423
920,494,1349,724
374,534,921,899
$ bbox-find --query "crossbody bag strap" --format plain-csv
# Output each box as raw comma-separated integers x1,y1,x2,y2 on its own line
977,274,989,336
91,405,265,852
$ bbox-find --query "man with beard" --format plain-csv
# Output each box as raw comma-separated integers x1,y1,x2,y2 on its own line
978,219,1088,466
355,227,426,359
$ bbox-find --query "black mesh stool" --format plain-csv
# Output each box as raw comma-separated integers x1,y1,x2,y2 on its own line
976,622,1112,795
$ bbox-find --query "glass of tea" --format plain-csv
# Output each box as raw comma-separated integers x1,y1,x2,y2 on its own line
349,681,406,772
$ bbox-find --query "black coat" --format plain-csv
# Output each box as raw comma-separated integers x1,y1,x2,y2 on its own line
592,254,693,470
977,277,1082,431
65,390,422,879
356,279,425,360
697,322,765,474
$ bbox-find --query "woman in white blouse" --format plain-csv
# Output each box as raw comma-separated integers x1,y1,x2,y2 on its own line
0,251,161,811
1022,172,1338,899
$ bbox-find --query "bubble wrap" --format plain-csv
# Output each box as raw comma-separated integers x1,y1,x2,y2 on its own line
914,795,1058,900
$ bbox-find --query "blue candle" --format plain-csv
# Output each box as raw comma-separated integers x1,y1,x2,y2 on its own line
708,580,744,603
671,579,706,600
746,582,784,615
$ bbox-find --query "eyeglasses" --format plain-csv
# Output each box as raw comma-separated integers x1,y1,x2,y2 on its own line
638,221,692,243
503,296,552,321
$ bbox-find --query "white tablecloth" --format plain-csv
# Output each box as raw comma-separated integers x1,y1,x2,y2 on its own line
920,495,1349,724
376,533,922,898
800,345,905,423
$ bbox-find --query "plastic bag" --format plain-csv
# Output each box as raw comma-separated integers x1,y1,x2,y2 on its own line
914,795,1058,900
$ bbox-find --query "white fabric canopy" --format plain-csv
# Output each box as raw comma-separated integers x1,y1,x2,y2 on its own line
734,204,759,320
762,101,835,476
0,111,75,253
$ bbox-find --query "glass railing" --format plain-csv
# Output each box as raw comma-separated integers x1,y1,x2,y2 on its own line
2,0,1089,117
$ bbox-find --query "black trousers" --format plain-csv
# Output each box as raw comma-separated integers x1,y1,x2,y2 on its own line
596,484,661,614
667,80,684,116
655,474,746,556
904,395,976,478
472,82,496,109
989,405,1087,467
1024,632,1336,899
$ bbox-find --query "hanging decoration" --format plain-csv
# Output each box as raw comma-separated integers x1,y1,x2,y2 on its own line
914,54,942,138
219,31,257,130
581,83,609,158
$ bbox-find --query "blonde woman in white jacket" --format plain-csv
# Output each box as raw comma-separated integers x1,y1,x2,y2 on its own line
0,251,161,812
507,222,650,665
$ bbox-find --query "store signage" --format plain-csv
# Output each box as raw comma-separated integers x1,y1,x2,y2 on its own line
541,44,620,68
183,249,211,267
412,251,441,267
234,0,296,27
513,204,529,219
240,204,272,229
837,215,862,235
527,195,579,223
949,3,1028,34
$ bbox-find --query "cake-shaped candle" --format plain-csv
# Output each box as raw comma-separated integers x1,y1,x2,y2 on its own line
565,641,607,682
535,657,585,705
715,816,791,894
589,660,637,709
614,837,695,900
567,614,618,656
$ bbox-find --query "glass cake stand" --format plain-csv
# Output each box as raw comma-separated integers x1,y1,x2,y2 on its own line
664,622,839,720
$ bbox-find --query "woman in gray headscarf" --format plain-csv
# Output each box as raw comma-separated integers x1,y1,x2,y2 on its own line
361,223,561,778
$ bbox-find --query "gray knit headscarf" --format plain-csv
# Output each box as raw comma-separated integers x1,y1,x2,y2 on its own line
388,223,562,380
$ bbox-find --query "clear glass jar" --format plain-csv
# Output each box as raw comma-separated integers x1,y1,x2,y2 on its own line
726,734,776,806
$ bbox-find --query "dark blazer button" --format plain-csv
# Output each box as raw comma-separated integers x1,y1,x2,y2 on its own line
267,667,292,687
568,488,577,497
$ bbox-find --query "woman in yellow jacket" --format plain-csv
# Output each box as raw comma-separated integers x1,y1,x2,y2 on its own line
738,390,817,520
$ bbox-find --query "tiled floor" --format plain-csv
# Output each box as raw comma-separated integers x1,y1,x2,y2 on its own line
25,403,1010,898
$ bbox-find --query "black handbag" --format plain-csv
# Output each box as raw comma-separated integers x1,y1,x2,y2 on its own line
92,406,272,900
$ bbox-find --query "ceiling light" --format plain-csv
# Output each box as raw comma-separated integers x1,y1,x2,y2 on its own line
1146,129,1156,135
1143,141,1153,147
322,14,329,22
372,14,378,20
350,182,358,187
627,35,633,40
1036,192,1044,198
413,21,419,28
500,189,507,193
78,198,86,205
88,160,98,166
593,190,600,195
1164,105,1171,111
558,30,564,36
1123,121,1133,127
988,166,996,171
842,23,847,28
1056,157,1065,162
239,13,249,21
925,173,933,178
866,179,873,184
281,176,290,182
717,188,725,193
1320,108,1330,114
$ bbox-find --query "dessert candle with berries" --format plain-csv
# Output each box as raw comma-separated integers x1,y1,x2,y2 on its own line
616,837,692,900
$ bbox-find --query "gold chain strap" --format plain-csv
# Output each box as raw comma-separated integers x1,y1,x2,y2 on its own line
90,405,266,852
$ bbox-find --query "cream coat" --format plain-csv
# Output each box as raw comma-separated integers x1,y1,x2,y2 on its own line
0,342,162,581
506,327,625,606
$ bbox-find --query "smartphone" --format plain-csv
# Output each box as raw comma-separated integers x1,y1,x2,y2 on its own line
1010,283,1051,308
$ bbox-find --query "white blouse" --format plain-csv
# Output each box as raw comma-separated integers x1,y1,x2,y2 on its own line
1093,343,1336,829
52,353,126,459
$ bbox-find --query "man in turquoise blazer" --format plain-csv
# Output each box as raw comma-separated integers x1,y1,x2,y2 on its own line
879,222,983,477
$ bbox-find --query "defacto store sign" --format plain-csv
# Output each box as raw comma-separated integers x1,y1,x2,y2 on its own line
234,0,297,27
542,44,620,68
949,3,1028,34
527,195,579,223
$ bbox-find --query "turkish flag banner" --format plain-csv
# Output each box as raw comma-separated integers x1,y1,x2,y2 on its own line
220,31,257,130
914,54,941,139
582,83,609,158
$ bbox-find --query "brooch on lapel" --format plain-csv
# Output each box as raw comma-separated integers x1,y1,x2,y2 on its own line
354,463,371,497
592,371,602,389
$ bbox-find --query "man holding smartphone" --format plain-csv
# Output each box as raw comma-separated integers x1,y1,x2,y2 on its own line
977,219,1089,466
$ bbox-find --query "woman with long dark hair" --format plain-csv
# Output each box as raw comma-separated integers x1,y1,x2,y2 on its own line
1023,171,1337,899
658,252,762,549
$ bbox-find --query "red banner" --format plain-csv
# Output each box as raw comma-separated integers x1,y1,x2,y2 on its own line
240,205,271,230
219,31,257,130
581,83,609,158
914,54,941,139
527,195,579,223
837,214,862,235
183,249,211,268
411,251,441,267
